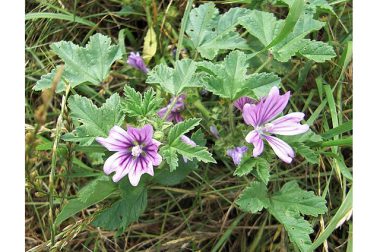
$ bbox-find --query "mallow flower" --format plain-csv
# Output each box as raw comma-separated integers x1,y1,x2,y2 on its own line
210,125,220,139
243,86,309,163
157,94,186,123
96,124,162,186
227,146,248,166
127,52,149,73
234,96,255,111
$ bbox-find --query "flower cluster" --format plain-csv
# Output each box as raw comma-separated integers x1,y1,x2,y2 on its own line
227,87,309,165
98,86,309,186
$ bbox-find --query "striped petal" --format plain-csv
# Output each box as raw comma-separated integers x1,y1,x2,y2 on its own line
245,130,264,157
266,112,309,136
264,135,294,163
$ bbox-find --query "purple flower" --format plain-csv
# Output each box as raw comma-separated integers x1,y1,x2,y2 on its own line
210,125,220,139
127,52,149,73
96,125,162,186
243,86,309,163
234,96,255,111
157,94,186,123
180,135,196,163
227,146,248,166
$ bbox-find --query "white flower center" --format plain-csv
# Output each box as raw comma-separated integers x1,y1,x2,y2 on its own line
131,145,143,157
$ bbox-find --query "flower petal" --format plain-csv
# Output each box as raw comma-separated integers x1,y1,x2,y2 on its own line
127,124,153,144
245,130,264,157
242,103,259,127
264,135,294,163
226,146,248,165
103,151,129,175
112,154,134,182
266,112,309,135
234,96,255,111
96,126,132,151
128,158,152,186
250,86,290,126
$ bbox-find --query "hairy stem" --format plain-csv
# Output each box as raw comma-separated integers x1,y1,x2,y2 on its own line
228,102,235,131
176,0,193,60
49,83,70,248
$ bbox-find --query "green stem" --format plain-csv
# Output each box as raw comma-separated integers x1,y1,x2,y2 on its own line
162,95,179,121
49,83,70,248
193,99,210,119
228,102,235,131
254,55,273,74
176,0,193,60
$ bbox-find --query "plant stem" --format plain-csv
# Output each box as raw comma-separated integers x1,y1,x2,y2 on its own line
48,83,70,248
162,95,179,121
176,0,193,60
193,99,210,119
254,55,273,74
228,102,235,131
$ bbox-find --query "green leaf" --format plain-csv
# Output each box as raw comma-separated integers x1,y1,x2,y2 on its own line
242,72,282,99
293,142,319,164
234,157,256,177
252,158,271,185
200,51,280,100
146,59,202,95
271,181,327,217
239,10,284,47
269,207,314,252
161,145,179,172
167,118,201,144
237,181,327,252
55,176,116,226
282,130,323,144
153,130,205,184
299,40,336,62
272,13,325,62
122,86,163,118
186,4,250,60
92,182,147,232
234,157,270,184
34,33,122,92
33,69,66,93
64,94,125,145
236,181,270,213
266,0,305,49
171,141,215,164
241,7,330,62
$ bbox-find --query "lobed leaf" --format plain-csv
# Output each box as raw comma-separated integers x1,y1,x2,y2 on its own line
64,94,125,145
186,3,250,60
146,59,202,95
92,182,147,232
55,176,116,226
122,86,162,118
236,181,270,213
167,118,202,144
34,33,122,92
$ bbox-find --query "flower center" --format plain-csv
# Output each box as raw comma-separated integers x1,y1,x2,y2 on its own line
131,145,143,157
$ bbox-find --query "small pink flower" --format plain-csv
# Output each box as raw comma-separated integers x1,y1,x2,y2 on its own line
96,125,162,186
127,52,149,73
243,87,309,163
227,146,248,166
157,94,186,123
234,96,255,111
